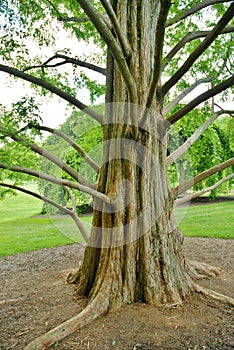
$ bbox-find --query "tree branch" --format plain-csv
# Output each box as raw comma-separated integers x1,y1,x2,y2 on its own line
65,186,89,241
165,75,234,125
162,2,234,96
100,0,132,58
0,182,89,241
174,157,234,196
0,163,111,204
0,182,72,215
163,78,213,116
29,124,100,173
0,64,103,123
175,173,234,206
0,126,93,188
140,1,171,127
167,109,234,165
165,26,234,67
44,0,90,23
166,0,233,27
76,0,137,104
24,54,106,75
59,16,90,23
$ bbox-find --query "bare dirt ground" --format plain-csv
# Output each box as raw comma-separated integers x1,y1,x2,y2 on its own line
0,236,233,350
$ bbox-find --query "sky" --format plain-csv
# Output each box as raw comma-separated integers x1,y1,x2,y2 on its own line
0,12,105,128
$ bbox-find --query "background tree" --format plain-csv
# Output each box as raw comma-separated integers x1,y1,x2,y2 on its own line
0,1,234,349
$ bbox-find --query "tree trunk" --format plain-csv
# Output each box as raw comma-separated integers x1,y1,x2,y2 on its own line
76,0,194,308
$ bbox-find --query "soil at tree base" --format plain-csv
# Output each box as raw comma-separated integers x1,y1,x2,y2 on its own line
0,237,233,350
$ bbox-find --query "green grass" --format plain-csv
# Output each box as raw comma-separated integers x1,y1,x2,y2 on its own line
0,190,91,257
175,201,234,239
0,189,233,257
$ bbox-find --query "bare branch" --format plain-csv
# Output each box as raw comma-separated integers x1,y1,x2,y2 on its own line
29,124,100,173
166,0,233,27
0,182,89,241
165,26,234,67
140,1,171,127
0,182,72,215
167,109,234,166
165,75,234,125
24,54,106,76
0,64,103,123
175,173,234,206
0,126,93,188
76,0,137,104
163,78,213,116
100,0,132,58
162,2,234,96
44,0,89,23
65,186,89,241
174,157,234,196
59,16,90,23
0,162,111,204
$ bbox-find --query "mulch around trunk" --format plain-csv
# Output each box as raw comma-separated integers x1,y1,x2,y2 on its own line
0,237,233,350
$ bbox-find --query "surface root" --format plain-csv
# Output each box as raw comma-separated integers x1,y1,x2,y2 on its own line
188,260,221,279
193,282,234,307
23,294,109,350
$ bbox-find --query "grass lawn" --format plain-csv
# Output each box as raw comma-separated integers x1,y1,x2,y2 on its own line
176,201,234,239
0,189,233,256
0,190,90,257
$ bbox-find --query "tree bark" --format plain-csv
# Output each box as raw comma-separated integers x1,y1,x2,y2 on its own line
76,0,194,308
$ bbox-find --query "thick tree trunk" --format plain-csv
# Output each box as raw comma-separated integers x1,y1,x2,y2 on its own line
75,0,194,307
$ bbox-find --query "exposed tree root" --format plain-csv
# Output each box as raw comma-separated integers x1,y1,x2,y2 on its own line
193,282,234,307
187,260,221,279
23,293,109,350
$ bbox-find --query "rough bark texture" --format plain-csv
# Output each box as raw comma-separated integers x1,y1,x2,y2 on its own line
76,0,194,309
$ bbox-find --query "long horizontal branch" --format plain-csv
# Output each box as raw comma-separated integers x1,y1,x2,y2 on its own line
166,0,232,27
29,124,100,173
163,77,213,116
166,109,234,165
0,182,72,215
59,16,90,23
162,2,234,96
165,26,234,66
175,173,234,206
0,182,89,241
0,64,103,123
166,75,234,125
77,0,137,104
24,54,106,76
174,157,234,196
0,126,93,188
0,162,111,204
